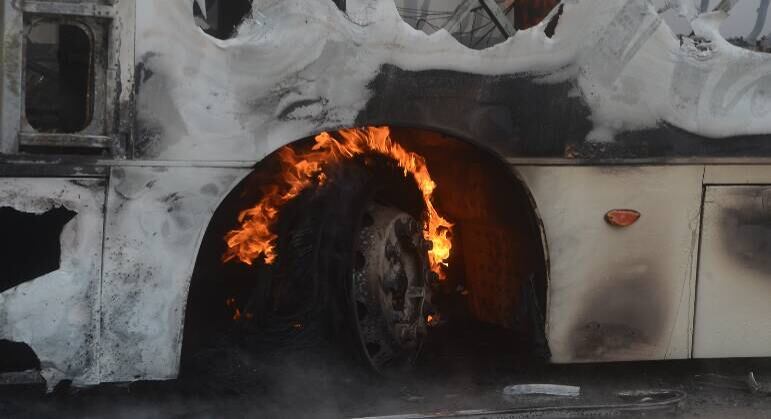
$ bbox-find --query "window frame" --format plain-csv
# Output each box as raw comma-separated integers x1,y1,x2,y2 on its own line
21,16,106,141
1,0,135,157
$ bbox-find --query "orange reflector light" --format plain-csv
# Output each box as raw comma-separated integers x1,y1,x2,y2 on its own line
605,209,641,227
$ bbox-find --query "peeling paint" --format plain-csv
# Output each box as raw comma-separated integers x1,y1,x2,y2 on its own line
99,166,249,383
570,267,669,361
0,179,105,390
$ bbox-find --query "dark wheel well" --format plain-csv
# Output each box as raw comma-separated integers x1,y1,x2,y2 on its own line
181,127,549,377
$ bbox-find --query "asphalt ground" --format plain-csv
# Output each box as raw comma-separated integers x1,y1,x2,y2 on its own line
2,353,771,418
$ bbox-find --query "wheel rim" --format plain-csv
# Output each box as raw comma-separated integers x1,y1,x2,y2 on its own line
352,204,432,373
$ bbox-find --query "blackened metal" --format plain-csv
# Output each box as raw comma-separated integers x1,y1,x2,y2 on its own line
574,124,771,160
357,65,592,157
0,369,45,386
352,205,430,374
0,162,107,177
19,133,112,149
359,65,771,160
717,187,771,275
525,273,551,361
395,128,548,335
569,269,669,361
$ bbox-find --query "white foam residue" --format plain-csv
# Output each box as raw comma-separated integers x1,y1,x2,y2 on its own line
137,0,771,154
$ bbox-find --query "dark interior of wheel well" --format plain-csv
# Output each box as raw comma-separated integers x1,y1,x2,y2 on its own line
181,127,548,379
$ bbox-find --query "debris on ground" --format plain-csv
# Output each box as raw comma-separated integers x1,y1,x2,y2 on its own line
747,372,771,395
502,383,581,397
695,372,771,395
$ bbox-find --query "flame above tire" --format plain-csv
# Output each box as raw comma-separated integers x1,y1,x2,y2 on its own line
222,126,453,279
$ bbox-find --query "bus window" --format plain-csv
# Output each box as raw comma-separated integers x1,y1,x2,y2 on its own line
395,0,558,50
25,21,94,134
194,0,253,40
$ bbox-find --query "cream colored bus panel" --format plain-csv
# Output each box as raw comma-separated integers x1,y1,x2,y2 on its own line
517,166,704,363
694,186,771,358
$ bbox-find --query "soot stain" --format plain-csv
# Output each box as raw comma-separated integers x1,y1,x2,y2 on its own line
569,268,669,361
200,183,220,196
717,188,771,275
277,98,328,122
357,64,591,158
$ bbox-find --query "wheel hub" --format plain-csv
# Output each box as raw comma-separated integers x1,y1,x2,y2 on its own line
352,204,432,373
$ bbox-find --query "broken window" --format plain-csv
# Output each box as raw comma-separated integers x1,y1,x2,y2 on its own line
194,0,253,40
24,20,94,134
395,0,557,50
657,0,771,54
544,4,563,38
0,207,76,293
0,341,40,373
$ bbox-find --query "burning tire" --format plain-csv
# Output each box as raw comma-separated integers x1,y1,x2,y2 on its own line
351,204,432,374
183,127,549,381
236,155,433,374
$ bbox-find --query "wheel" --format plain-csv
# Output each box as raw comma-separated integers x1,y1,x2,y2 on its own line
245,157,431,374
351,204,432,374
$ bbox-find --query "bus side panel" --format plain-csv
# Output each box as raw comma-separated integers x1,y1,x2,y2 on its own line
516,166,704,363
0,178,105,389
99,166,248,383
694,186,771,358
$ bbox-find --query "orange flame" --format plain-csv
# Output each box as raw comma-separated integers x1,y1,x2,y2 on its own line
226,297,241,321
222,126,452,278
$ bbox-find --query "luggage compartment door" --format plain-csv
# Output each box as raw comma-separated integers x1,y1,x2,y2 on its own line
694,186,771,358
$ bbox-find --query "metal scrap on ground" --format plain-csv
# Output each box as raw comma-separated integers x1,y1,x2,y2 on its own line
502,384,581,397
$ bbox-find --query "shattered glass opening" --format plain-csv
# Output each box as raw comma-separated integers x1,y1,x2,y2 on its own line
0,340,40,373
0,207,76,293
395,0,558,49
24,20,94,133
193,0,253,40
655,0,771,53
544,4,563,38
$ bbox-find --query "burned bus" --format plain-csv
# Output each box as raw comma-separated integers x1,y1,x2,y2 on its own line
2,0,771,391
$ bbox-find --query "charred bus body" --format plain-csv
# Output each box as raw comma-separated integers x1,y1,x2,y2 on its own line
1,0,771,390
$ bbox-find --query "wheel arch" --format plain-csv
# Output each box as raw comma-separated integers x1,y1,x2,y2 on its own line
178,125,552,371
